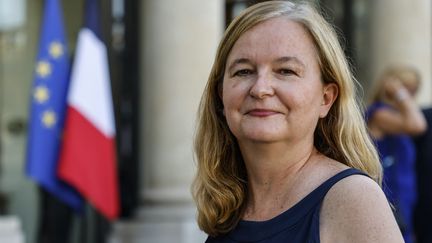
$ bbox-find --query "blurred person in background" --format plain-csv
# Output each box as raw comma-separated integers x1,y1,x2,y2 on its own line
192,1,403,242
366,65,427,243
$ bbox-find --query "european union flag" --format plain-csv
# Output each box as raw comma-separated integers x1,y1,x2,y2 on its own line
26,0,82,210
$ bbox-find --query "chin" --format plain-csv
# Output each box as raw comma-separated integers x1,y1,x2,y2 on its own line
239,131,283,143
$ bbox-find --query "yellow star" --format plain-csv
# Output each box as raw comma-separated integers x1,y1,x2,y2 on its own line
42,110,56,128
49,41,64,59
33,86,50,104
36,61,52,78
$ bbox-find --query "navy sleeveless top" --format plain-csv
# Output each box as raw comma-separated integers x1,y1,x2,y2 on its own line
205,168,367,243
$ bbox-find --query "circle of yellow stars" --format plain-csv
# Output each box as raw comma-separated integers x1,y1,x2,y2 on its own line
35,41,65,78
49,41,64,59
33,41,65,129
42,110,57,128
33,86,50,104
36,61,52,78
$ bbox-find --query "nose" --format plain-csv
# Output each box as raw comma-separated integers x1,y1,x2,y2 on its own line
249,72,275,99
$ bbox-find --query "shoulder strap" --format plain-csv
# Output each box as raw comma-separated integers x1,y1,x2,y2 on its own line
312,168,369,201
303,168,370,243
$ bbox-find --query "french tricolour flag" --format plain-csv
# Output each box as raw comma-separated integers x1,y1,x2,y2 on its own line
58,0,119,220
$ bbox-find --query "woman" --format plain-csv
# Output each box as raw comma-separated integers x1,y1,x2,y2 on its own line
193,1,403,242
367,66,427,243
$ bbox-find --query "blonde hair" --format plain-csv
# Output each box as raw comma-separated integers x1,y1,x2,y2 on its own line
193,0,382,237
369,65,421,104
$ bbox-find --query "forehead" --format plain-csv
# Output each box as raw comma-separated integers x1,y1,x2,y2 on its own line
227,17,318,63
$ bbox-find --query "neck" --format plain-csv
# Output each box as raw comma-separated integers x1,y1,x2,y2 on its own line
240,139,315,182
239,139,319,220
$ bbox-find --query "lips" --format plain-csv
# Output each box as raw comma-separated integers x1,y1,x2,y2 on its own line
246,109,280,117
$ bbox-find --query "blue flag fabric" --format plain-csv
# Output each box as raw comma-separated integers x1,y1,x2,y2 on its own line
84,0,103,39
26,0,82,210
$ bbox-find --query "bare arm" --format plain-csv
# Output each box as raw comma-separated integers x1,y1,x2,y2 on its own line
370,81,427,136
320,175,404,243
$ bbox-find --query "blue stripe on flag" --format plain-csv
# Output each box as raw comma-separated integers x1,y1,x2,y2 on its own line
84,0,103,40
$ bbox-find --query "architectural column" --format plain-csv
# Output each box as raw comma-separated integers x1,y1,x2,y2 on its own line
369,0,432,105
139,0,223,207
110,1,223,242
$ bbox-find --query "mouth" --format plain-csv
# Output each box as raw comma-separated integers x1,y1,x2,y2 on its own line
246,109,280,117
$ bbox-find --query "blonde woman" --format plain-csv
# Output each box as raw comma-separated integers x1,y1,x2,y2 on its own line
193,1,403,242
367,65,427,243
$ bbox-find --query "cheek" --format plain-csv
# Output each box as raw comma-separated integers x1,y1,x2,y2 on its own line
222,94,241,124
222,86,235,112
279,85,323,114
278,83,314,103
222,97,240,136
222,83,248,132
222,81,248,109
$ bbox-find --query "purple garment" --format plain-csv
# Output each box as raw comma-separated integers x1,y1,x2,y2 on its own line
366,102,417,243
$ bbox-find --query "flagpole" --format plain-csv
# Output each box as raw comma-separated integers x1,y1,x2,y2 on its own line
80,203,110,243
81,202,91,243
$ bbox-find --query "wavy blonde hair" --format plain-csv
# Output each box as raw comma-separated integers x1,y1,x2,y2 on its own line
192,0,382,237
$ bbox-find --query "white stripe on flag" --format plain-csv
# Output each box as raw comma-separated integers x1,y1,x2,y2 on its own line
68,28,115,137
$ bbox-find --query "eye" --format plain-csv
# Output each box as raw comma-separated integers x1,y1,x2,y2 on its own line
233,69,254,77
277,68,296,76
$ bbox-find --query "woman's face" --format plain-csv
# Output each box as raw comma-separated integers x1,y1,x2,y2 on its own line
222,17,337,145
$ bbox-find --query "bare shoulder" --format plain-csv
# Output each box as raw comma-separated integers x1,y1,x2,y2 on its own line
319,173,404,243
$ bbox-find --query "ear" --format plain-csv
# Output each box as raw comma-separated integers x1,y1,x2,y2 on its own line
319,83,338,118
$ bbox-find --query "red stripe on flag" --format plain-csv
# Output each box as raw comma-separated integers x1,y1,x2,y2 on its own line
58,106,119,219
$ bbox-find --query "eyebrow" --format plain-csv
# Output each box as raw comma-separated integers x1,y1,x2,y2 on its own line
226,58,253,73
274,56,305,68
226,56,306,73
